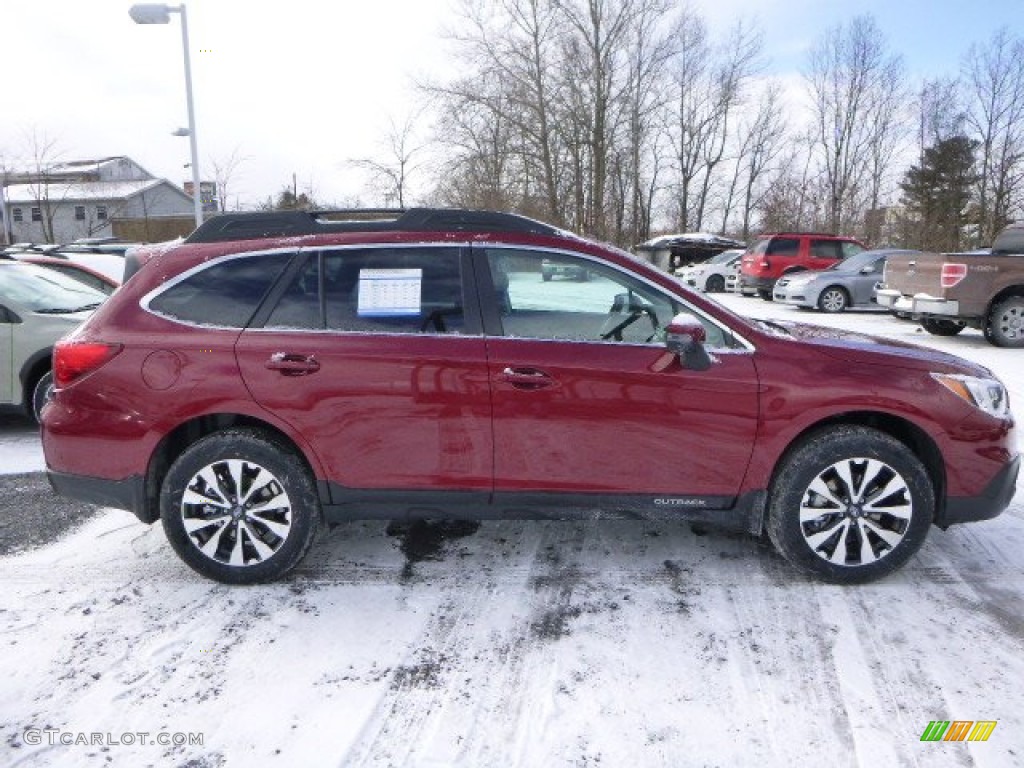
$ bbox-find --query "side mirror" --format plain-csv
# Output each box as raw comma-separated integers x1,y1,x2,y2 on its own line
859,265,874,274
665,313,711,371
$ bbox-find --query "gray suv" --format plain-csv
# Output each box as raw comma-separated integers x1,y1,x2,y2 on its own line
0,259,106,421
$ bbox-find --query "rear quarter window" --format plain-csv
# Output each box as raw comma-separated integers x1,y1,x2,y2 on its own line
149,253,290,328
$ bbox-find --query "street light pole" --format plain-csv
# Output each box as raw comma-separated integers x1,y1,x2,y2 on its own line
129,3,203,229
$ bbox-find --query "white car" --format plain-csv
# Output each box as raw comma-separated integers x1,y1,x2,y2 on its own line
0,260,105,421
675,249,744,293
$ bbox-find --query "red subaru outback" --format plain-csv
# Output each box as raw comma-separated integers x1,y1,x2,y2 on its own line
42,209,1018,584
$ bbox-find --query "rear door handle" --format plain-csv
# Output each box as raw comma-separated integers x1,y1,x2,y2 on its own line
499,366,555,390
265,352,320,376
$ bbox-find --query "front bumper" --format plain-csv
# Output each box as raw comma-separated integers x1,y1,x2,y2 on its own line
773,286,810,305
941,454,1020,526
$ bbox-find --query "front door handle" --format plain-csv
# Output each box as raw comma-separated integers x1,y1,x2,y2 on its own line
499,366,555,390
265,352,320,376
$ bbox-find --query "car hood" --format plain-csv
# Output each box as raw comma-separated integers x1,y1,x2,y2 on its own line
761,320,991,376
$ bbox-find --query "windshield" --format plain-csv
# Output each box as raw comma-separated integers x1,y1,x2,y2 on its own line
708,249,743,265
0,262,107,312
830,251,881,271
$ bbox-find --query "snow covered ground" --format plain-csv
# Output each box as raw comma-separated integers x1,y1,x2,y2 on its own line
2,295,1023,767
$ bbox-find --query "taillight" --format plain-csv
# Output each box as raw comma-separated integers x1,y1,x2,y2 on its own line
941,263,968,288
53,341,123,388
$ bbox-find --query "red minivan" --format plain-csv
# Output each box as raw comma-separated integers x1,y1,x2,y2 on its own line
42,209,1018,584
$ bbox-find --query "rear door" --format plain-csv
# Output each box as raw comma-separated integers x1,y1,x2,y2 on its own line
235,245,493,497
477,245,759,504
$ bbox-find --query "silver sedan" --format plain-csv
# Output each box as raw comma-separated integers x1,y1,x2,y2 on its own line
773,249,921,313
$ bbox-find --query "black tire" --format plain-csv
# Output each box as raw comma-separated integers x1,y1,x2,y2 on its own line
766,426,933,584
921,318,965,337
705,274,725,293
817,286,849,313
30,370,54,424
759,289,773,301
986,296,1024,348
160,428,320,584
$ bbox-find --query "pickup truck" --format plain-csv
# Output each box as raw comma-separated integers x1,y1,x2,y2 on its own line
876,223,1024,348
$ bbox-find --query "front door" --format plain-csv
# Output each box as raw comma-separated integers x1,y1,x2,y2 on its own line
478,246,760,503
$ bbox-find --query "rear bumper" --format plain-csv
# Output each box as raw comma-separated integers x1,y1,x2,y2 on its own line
940,454,1020,526
47,470,151,523
875,289,960,317
739,276,774,292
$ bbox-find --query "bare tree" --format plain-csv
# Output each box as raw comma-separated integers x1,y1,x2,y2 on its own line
720,81,787,239
804,14,905,235
208,147,248,212
962,27,1024,245
349,113,429,208
19,129,69,243
915,77,966,160
666,11,762,232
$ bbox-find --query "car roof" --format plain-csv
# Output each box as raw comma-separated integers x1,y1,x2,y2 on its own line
11,254,120,286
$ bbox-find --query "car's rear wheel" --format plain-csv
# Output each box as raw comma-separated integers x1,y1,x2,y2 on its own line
759,289,773,301
160,429,320,584
766,427,933,584
818,286,849,313
986,297,1024,348
921,318,965,336
30,371,54,424
705,274,725,293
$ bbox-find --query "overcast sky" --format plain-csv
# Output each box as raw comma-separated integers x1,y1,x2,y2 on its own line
1,0,1017,209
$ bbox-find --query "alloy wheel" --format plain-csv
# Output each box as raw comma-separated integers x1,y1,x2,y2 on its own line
798,457,912,567
180,459,293,568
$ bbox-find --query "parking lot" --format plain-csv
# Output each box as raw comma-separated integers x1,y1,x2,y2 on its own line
2,293,1022,767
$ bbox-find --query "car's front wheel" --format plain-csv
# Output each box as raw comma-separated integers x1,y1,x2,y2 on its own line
818,286,849,313
160,429,320,584
705,274,725,293
766,427,933,584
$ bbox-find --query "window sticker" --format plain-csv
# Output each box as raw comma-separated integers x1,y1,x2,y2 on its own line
357,268,422,317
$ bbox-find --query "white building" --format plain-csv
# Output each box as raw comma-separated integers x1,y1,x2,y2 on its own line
1,156,194,243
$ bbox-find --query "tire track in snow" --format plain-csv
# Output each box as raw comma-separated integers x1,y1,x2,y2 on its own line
339,521,599,767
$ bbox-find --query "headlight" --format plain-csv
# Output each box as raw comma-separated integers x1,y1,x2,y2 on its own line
932,373,1010,418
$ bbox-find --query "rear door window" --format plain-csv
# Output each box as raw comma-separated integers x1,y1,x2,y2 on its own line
810,240,843,259
262,247,469,335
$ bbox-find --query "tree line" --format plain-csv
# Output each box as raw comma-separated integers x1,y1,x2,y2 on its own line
361,1,1022,251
